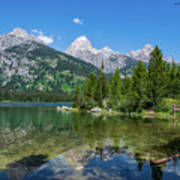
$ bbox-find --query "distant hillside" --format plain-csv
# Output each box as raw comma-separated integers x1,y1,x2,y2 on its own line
0,40,99,94
0,28,175,97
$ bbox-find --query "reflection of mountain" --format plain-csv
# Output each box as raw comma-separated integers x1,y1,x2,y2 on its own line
1,108,180,179
5,155,48,180
0,107,80,170
24,155,73,180
72,113,180,162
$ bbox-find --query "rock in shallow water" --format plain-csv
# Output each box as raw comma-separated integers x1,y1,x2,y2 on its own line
24,155,73,180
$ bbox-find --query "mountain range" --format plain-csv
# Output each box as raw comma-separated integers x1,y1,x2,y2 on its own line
0,28,99,94
66,36,174,74
0,27,176,93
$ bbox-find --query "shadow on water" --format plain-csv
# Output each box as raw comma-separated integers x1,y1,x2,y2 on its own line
1,154,48,180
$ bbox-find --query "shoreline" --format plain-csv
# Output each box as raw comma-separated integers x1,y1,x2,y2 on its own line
72,108,176,120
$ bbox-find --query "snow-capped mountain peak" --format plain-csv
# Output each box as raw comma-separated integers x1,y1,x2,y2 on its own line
69,36,93,50
127,44,154,62
66,36,135,73
9,27,29,38
0,27,44,50
75,35,89,42
143,43,154,50
65,36,99,60
66,36,175,73
100,46,114,57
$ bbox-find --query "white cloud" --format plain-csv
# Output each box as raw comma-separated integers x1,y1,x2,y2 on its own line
31,29,54,44
73,18,83,24
38,35,54,44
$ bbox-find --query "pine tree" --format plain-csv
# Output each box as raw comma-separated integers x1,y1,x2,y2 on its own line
148,46,167,107
83,72,97,98
110,68,122,97
82,72,97,109
170,61,177,80
94,61,109,107
170,65,180,98
73,85,81,108
109,68,122,108
121,75,132,96
131,61,148,111
168,61,178,98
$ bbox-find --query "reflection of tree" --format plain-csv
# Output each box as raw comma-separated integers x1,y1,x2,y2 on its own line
72,113,180,164
152,137,180,165
150,162,163,180
134,153,145,172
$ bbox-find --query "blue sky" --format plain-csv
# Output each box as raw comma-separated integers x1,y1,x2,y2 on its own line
0,0,180,60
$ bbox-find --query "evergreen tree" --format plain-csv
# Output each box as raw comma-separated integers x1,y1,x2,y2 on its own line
94,62,109,107
120,75,134,113
148,46,168,107
82,72,97,109
131,61,148,111
170,61,177,80
73,85,81,107
83,72,97,98
168,61,179,98
121,75,132,96
110,68,122,97
109,68,122,108
170,65,180,98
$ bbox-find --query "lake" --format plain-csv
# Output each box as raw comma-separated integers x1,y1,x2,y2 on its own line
0,103,180,180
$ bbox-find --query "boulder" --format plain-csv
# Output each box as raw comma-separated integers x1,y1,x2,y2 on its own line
90,107,102,113
56,106,72,111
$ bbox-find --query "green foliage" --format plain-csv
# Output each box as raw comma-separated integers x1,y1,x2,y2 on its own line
168,62,180,99
148,46,168,106
73,63,109,109
94,64,109,107
73,46,180,113
153,99,169,112
131,61,148,111
0,91,73,102
0,42,99,97
108,68,122,109
121,75,132,96
72,85,81,107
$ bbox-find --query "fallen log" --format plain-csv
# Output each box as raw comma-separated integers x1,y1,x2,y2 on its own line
152,153,180,165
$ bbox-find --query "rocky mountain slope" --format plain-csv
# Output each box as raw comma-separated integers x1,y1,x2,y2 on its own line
127,44,173,63
0,28,44,50
0,28,176,94
0,28,99,93
66,36,139,74
66,36,174,74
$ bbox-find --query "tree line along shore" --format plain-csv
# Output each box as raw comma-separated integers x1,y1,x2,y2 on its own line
73,46,180,117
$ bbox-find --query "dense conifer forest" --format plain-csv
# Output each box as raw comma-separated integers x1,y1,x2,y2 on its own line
73,46,180,112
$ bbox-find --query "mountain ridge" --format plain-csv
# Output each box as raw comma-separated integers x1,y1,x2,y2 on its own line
66,36,139,74
66,36,175,73
0,29,99,93
0,28,177,94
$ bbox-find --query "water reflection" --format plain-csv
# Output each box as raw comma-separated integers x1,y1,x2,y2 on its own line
0,107,180,179
5,155,48,180
173,119,178,129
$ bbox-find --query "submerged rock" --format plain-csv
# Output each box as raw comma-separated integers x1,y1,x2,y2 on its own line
90,107,102,113
24,155,73,180
56,106,72,112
